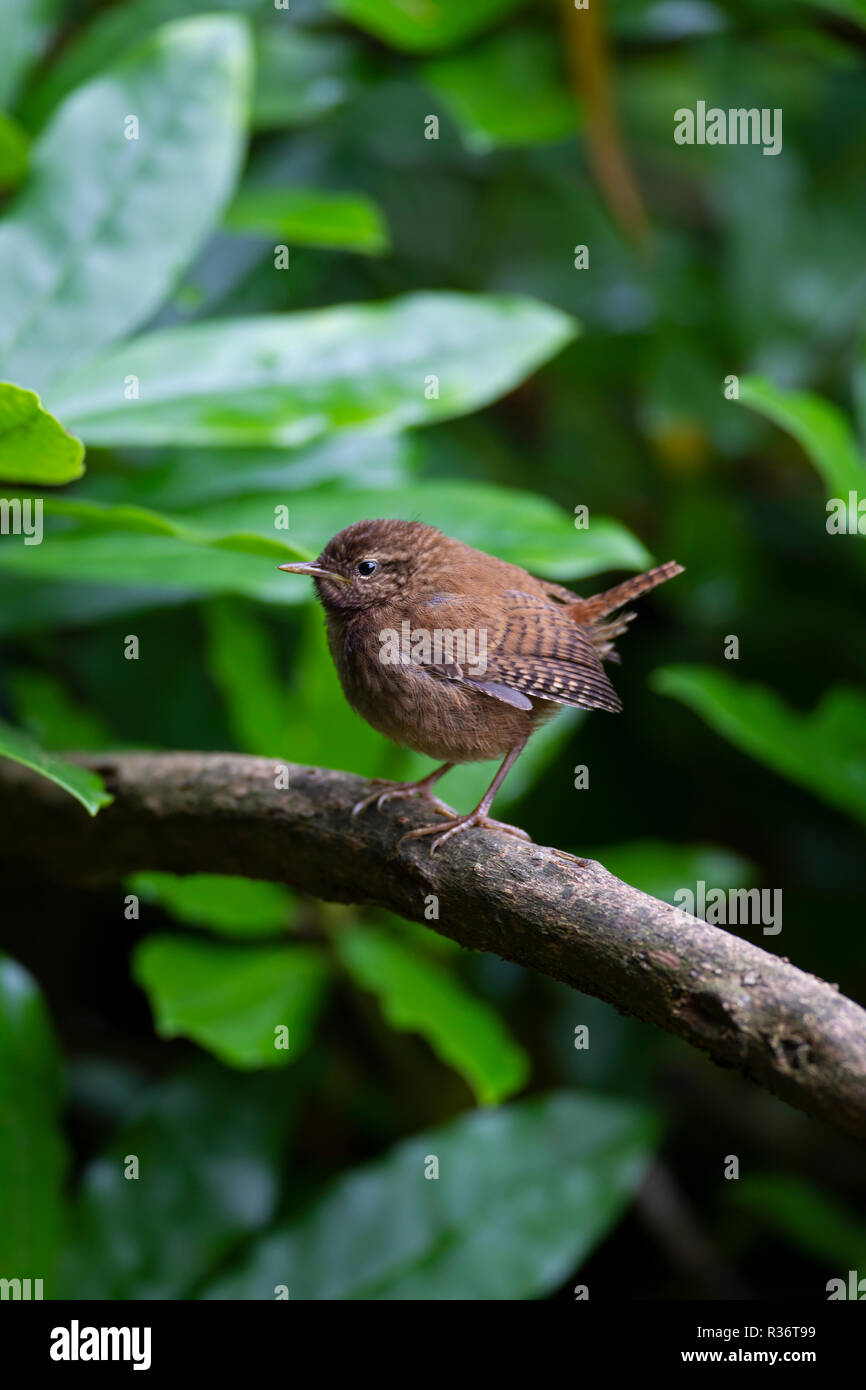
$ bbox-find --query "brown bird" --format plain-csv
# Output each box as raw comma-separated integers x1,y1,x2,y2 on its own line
279,520,682,853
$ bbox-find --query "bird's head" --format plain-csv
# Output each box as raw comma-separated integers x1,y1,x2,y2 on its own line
279,519,443,612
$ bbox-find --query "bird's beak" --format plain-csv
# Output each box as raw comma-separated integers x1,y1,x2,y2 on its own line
277,561,350,584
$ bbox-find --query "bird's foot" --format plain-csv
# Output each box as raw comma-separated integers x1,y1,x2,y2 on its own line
398,812,531,856
351,778,457,821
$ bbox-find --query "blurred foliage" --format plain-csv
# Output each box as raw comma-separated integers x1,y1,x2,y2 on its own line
225,183,391,253
204,1093,659,1299
334,922,531,1105
655,666,866,826
0,112,29,191
0,956,65,1294
127,871,296,937
731,1173,866,1271
0,0,864,1302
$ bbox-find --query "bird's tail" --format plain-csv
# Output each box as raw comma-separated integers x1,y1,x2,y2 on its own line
565,561,684,660
574,560,684,622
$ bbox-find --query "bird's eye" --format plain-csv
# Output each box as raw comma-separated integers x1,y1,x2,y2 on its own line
356,559,378,577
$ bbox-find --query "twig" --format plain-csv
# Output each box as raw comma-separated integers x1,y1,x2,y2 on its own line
561,0,652,246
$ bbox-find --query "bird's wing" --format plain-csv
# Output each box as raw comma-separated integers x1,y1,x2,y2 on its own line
419,589,621,714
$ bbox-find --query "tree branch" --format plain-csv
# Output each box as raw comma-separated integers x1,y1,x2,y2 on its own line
1,752,864,1143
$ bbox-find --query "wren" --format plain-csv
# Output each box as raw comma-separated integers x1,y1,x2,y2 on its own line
279,520,683,853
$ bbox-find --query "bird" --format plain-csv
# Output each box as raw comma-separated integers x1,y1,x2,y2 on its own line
279,519,683,853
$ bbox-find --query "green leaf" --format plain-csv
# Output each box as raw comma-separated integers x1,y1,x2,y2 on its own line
594,841,755,905
0,717,112,815
226,187,390,255
48,292,577,447
807,0,866,29
0,383,83,483
193,479,651,579
329,0,523,53
128,872,296,938
0,955,65,1293
0,16,252,396
335,925,529,1105
653,666,866,829
423,29,577,153
203,599,289,756
80,431,415,510
133,937,331,1067
36,494,308,562
40,496,308,564
0,112,29,190
0,531,306,605
738,376,866,499
252,28,369,131
204,1091,660,1299
60,1062,296,1299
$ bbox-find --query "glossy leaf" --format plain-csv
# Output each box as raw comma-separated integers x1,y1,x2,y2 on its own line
128,871,296,938
0,16,252,395
335,925,530,1104
204,1092,660,1299
80,432,415,510
738,376,866,499
0,716,112,815
0,955,65,1293
41,495,307,559
48,293,577,447
0,383,83,483
133,937,331,1067
653,666,866,828
423,30,577,153
329,0,523,53
226,187,390,254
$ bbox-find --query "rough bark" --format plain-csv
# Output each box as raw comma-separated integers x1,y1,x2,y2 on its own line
1,752,864,1143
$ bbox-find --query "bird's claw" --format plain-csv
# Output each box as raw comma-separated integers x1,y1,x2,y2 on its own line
352,782,457,820
398,813,531,855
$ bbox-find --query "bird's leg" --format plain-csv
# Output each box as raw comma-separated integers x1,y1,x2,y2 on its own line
398,742,531,854
352,762,457,819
